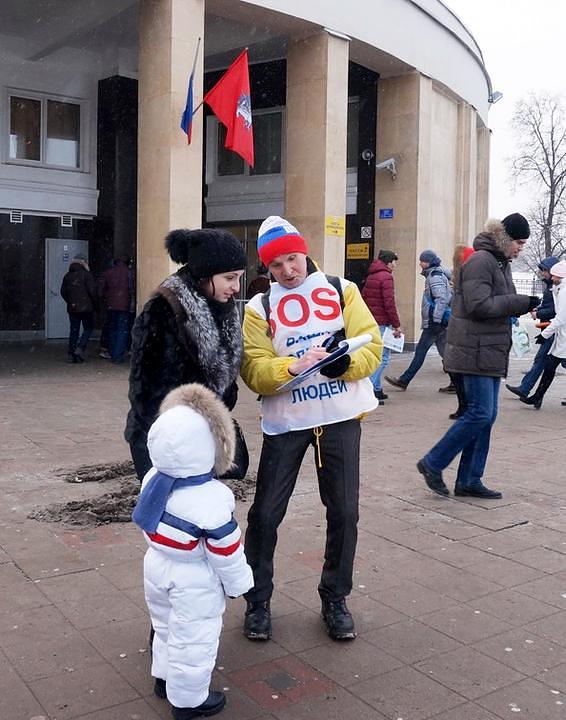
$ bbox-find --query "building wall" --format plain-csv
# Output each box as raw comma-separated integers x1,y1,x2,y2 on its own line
0,0,491,334
0,36,100,218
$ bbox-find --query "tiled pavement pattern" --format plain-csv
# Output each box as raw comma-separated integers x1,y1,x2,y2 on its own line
1,342,565,720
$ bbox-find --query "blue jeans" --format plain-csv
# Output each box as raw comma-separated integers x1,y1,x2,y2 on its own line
424,375,500,488
399,325,446,385
107,310,130,363
370,324,391,392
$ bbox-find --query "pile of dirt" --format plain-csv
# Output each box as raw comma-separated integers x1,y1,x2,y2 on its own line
28,461,256,527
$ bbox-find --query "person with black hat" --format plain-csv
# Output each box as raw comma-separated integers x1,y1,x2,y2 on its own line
417,213,540,499
385,249,452,390
125,228,247,481
361,249,402,401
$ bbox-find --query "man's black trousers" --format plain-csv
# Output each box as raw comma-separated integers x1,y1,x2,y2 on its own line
244,418,361,604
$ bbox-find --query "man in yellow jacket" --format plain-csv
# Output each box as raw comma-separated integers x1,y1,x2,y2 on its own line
241,216,382,642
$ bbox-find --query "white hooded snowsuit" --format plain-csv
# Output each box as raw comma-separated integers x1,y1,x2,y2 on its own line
139,401,253,709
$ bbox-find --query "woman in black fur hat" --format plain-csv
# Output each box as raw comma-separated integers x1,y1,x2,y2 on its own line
125,228,247,481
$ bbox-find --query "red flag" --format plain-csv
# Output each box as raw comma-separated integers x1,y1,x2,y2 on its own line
204,49,254,167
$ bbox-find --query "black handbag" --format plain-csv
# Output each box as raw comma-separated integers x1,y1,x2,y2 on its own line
219,419,249,480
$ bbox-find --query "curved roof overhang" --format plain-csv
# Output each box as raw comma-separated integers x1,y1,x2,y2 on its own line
205,0,492,123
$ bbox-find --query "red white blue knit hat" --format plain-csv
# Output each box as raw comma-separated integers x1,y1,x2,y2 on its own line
257,216,308,266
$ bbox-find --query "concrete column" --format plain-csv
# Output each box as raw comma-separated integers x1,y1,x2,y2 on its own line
375,73,420,340
476,123,491,231
137,0,204,305
284,32,349,274
455,102,478,245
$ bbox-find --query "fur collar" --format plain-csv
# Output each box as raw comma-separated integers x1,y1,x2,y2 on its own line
157,272,243,398
477,218,514,258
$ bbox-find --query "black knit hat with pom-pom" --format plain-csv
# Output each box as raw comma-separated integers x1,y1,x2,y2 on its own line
165,228,246,279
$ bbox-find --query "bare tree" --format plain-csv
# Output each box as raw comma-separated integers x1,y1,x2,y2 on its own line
510,92,566,269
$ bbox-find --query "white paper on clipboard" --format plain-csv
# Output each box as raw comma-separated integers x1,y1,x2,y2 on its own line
276,333,373,393
382,326,405,353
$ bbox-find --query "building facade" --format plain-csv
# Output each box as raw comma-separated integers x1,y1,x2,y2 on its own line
1,0,492,341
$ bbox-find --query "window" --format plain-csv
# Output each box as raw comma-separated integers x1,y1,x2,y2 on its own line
250,112,282,175
217,124,245,176
46,100,81,167
216,107,283,177
8,92,83,169
9,97,41,161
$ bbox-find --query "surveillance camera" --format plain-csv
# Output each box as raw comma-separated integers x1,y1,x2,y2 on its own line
375,157,397,180
375,158,395,172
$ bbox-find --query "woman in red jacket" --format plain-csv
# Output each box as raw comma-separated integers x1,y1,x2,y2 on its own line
361,250,401,401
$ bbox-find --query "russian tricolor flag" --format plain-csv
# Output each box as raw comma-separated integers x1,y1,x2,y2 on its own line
180,38,201,144
180,71,194,144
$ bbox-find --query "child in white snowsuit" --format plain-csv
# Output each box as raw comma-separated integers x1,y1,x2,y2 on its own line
132,383,253,720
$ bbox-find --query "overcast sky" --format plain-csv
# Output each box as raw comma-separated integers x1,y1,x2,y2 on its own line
445,0,564,217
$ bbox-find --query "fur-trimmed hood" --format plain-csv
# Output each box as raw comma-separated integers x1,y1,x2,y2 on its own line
153,383,236,477
473,218,514,259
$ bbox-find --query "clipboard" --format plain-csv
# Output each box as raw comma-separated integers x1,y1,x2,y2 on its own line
276,333,373,393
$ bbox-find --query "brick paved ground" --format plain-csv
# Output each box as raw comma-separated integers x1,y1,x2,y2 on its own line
1,341,565,720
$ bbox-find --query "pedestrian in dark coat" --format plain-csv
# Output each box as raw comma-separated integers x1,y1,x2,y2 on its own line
60,254,97,363
124,229,247,481
99,257,131,364
417,214,540,499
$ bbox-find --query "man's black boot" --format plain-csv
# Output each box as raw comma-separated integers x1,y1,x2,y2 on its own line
505,384,526,399
321,599,356,640
455,483,502,499
417,459,449,496
243,600,271,640
172,691,226,719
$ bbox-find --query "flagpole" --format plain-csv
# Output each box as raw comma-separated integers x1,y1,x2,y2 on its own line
192,37,201,75
190,37,202,116
193,46,249,118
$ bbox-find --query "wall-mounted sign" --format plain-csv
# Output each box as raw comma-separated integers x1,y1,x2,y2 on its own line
325,215,345,237
346,243,370,260
360,226,372,239
379,208,394,219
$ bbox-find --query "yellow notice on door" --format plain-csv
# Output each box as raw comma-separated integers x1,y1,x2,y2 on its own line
346,243,370,260
325,215,345,237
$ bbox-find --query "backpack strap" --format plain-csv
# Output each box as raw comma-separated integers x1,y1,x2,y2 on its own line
325,274,345,310
260,274,345,339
